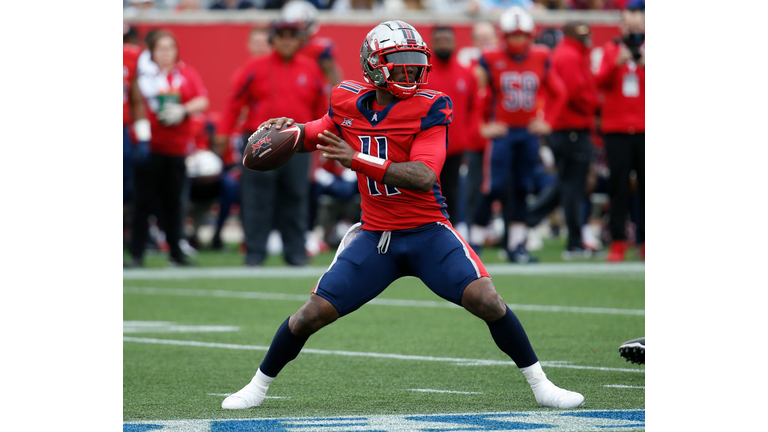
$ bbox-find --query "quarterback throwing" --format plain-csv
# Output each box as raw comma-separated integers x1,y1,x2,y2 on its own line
222,20,585,410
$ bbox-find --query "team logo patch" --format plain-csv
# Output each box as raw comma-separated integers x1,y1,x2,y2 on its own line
124,410,645,431
342,118,353,127
251,136,272,156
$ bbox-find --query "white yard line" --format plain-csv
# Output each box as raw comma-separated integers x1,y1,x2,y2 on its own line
604,385,645,389
123,337,644,374
408,389,484,394
122,262,644,280
123,286,644,316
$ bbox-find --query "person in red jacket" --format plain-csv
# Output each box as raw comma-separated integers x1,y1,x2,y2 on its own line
526,21,599,258
596,3,645,261
280,0,343,87
425,26,479,230
128,30,209,267
216,19,328,267
471,6,567,263
463,21,498,243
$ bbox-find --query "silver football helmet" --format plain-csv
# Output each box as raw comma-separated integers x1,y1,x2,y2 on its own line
279,0,319,35
360,20,432,99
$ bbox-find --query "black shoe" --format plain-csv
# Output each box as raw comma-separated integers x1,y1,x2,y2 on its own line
619,337,645,365
507,244,539,264
123,258,144,268
210,235,224,251
561,246,594,260
285,255,308,267
245,255,265,267
169,255,196,267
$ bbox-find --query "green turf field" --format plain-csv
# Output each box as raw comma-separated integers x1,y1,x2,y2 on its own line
124,242,644,430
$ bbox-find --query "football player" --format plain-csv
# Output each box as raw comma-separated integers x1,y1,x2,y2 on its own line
123,25,150,205
469,7,567,263
280,0,343,86
222,20,585,410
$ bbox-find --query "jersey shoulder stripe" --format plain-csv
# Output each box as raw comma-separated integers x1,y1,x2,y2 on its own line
420,94,453,131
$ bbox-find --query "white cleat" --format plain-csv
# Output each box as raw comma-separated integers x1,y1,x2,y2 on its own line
221,381,268,409
532,380,586,409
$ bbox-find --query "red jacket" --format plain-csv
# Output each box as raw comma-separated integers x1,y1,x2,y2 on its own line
596,39,645,134
424,55,480,157
146,62,208,157
551,38,599,131
219,50,328,136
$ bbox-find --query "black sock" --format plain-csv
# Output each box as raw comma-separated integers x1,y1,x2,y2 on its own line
486,306,538,368
259,317,309,378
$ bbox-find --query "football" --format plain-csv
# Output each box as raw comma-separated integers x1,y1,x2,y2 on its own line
242,124,302,171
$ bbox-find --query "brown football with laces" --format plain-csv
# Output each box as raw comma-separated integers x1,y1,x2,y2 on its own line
241,125,302,171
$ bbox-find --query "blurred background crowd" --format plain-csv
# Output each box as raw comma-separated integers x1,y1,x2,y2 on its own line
123,0,645,267
124,0,636,15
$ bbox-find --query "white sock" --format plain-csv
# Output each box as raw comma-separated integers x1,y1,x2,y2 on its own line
252,369,274,388
469,224,485,246
508,224,527,250
520,361,547,385
455,222,469,241
520,361,585,408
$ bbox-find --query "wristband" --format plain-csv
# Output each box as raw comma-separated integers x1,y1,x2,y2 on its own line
351,152,391,183
133,119,151,142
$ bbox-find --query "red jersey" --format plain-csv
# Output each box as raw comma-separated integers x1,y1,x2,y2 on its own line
425,56,479,157
596,40,645,134
479,45,567,127
468,57,491,153
299,36,337,64
220,51,327,136
551,38,599,131
144,62,208,156
123,44,141,126
304,80,453,231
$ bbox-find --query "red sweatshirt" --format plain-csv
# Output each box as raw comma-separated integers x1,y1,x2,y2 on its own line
219,50,328,136
145,62,208,156
424,55,480,157
596,39,645,134
551,38,599,131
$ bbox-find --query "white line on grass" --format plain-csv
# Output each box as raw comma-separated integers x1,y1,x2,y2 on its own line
123,336,644,374
408,389,483,394
604,384,644,389
122,262,644,280
123,286,644,316
123,321,240,333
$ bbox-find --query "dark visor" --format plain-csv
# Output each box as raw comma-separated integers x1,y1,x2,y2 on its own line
383,51,428,65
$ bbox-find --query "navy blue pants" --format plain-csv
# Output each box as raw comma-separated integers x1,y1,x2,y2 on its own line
123,125,134,204
474,128,540,226
313,222,489,317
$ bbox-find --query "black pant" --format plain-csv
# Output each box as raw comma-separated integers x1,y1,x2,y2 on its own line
527,130,593,249
240,131,311,263
440,154,463,222
463,150,485,228
604,133,645,243
130,153,187,261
